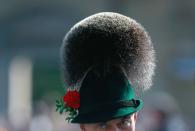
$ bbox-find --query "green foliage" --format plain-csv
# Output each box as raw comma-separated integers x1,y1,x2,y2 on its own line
56,98,78,122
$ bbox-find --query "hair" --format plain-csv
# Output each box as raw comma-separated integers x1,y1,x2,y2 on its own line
61,12,155,91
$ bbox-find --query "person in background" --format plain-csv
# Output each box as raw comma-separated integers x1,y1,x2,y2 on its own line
136,92,189,131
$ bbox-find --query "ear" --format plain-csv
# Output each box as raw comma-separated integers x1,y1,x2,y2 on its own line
80,124,85,131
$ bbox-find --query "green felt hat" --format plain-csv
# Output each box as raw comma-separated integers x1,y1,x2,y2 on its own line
71,66,143,123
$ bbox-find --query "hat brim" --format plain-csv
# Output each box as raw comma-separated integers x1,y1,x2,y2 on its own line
71,99,143,123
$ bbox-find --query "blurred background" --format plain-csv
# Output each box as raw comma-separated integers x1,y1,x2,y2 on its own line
0,0,195,131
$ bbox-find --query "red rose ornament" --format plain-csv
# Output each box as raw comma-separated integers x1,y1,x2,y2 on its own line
63,90,80,109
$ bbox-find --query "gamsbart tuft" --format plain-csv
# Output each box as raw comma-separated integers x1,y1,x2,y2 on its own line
61,12,155,91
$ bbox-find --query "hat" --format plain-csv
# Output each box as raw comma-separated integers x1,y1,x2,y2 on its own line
56,12,155,123
71,66,143,123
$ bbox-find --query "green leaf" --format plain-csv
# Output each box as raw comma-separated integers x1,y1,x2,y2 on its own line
56,100,60,104
60,106,65,114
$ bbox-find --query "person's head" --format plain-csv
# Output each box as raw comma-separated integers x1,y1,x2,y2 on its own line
56,12,155,130
80,113,138,131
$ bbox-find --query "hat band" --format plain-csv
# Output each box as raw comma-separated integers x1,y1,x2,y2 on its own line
79,99,139,114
